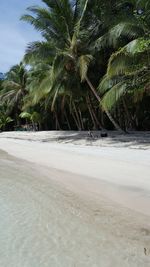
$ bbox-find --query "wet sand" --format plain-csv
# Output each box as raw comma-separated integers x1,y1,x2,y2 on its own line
0,133,150,266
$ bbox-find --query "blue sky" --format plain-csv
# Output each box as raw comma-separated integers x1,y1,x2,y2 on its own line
0,0,43,73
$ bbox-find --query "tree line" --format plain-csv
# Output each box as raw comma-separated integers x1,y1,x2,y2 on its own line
0,0,150,132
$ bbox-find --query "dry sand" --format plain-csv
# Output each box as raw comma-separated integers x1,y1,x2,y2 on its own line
0,131,150,266
0,130,150,149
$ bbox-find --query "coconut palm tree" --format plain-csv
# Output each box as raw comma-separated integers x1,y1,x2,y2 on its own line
21,0,124,131
19,0,150,131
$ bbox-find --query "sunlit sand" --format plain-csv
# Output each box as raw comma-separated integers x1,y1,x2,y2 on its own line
0,131,150,266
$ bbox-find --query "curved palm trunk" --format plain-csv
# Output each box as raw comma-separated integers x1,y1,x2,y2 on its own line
85,76,124,132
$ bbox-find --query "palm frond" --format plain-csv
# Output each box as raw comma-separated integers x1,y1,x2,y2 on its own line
107,37,150,77
95,22,144,50
98,75,121,95
24,41,55,64
78,54,93,81
101,82,127,110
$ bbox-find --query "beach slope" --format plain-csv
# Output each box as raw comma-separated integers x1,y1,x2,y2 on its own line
0,131,150,266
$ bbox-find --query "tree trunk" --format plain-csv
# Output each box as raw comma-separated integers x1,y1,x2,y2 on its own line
54,111,61,130
88,94,102,129
64,110,71,130
79,108,85,130
72,111,81,130
31,120,35,131
73,102,82,130
86,95,97,129
85,76,124,132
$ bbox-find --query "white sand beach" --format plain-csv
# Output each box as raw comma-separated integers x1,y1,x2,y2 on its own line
0,131,150,266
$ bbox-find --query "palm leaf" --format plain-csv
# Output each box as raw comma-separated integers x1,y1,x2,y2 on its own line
101,82,127,110
95,22,144,50
78,54,93,81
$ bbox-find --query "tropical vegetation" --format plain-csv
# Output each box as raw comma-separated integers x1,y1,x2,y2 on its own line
0,0,150,131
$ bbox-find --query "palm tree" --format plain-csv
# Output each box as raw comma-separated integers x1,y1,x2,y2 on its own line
0,104,13,131
0,63,28,111
21,0,123,131
0,63,28,127
0,115,13,131
20,111,42,130
98,0,150,127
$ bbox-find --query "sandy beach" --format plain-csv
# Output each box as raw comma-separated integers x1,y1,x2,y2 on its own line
0,131,150,266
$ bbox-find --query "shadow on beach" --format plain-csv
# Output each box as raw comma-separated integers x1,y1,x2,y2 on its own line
0,130,150,149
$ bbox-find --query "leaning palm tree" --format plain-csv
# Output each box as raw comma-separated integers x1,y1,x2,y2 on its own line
21,0,123,131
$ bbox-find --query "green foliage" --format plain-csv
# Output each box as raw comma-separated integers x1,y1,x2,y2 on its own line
0,115,13,130
20,111,41,123
0,63,28,111
1,0,150,131
78,55,93,81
